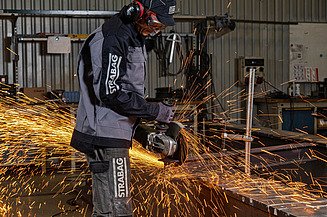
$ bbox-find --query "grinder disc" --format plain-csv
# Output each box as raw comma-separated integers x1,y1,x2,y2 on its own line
166,121,188,165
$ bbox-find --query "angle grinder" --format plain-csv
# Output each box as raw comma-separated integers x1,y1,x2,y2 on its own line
134,121,188,165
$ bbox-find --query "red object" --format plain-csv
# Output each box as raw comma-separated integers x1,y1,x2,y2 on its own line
315,68,319,81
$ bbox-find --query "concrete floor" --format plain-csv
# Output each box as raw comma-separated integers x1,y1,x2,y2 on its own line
1,170,92,217
5,193,92,216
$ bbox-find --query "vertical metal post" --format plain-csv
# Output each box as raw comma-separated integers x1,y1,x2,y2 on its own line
209,53,214,121
245,68,255,175
11,15,19,85
194,109,198,136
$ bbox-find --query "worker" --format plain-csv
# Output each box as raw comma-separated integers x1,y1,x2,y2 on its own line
69,0,176,216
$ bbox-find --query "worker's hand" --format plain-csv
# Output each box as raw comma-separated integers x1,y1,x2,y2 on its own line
156,102,175,123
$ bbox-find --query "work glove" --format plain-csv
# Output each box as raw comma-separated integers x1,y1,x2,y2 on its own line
155,102,175,123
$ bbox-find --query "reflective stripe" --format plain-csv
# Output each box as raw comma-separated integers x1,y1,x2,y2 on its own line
124,157,128,197
112,157,118,198
105,53,112,95
113,56,122,93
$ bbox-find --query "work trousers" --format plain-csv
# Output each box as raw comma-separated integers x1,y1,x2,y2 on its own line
87,147,133,217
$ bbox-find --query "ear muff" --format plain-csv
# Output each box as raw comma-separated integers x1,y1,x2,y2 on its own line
121,1,145,23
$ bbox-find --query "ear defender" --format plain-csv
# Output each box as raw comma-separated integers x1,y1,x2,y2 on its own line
121,1,145,23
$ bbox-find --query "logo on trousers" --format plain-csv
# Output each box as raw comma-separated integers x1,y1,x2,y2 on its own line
113,157,128,198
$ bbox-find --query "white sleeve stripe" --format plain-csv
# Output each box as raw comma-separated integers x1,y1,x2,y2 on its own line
112,158,118,198
115,56,122,91
105,53,112,95
123,157,129,197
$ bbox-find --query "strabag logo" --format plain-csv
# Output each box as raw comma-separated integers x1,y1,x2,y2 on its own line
168,6,175,15
113,157,129,198
106,53,122,95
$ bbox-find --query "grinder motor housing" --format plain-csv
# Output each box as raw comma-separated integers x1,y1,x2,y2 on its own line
134,121,187,164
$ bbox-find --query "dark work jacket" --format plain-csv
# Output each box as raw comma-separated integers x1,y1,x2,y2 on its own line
70,14,159,151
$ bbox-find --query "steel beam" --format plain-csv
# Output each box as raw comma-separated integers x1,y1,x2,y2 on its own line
1,10,300,25
1,10,118,18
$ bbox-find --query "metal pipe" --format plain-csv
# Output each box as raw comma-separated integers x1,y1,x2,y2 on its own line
222,133,253,142
1,10,300,25
166,33,181,64
1,10,118,18
245,68,256,175
169,34,176,64
0,10,204,21
11,16,18,85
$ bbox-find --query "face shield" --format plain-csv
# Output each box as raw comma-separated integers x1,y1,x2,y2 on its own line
146,11,166,35
136,11,166,36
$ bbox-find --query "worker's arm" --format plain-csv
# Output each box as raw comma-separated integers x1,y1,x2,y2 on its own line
97,35,172,122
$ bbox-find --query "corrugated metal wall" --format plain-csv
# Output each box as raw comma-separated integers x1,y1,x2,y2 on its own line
1,0,327,117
